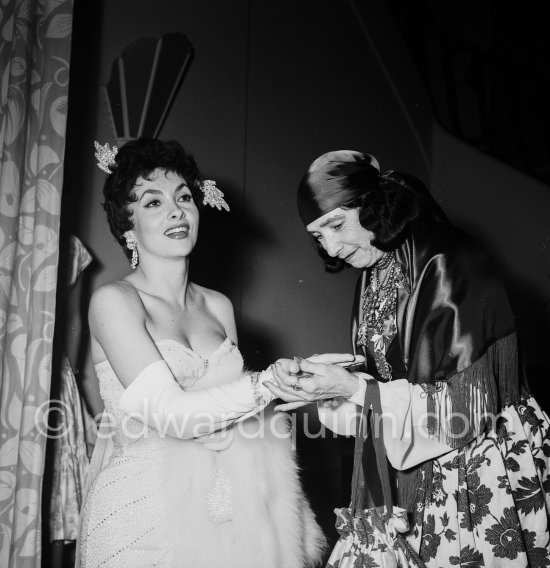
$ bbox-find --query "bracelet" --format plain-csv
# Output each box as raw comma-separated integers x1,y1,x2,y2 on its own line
250,372,266,407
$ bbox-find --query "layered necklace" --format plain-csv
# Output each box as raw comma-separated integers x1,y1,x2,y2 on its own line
357,252,405,381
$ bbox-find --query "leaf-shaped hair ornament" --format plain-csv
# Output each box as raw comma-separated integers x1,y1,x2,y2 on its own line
104,32,193,143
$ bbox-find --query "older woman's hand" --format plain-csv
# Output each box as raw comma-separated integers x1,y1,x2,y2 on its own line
263,353,365,411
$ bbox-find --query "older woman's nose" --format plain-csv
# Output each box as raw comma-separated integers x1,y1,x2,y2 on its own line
324,236,342,258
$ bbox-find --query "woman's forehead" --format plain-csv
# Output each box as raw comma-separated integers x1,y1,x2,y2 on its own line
134,169,187,192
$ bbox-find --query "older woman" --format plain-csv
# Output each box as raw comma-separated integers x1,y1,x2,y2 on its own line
267,151,550,566
77,138,326,567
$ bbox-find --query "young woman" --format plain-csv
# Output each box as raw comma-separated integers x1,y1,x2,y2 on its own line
77,138,326,567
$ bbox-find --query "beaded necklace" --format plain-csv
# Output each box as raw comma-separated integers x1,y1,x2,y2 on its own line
357,252,405,381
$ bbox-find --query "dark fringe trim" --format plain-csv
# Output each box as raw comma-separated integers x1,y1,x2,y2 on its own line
396,462,433,515
425,332,521,448
398,333,522,513
488,332,521,407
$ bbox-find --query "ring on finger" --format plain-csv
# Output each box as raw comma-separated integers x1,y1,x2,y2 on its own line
291,381,303,391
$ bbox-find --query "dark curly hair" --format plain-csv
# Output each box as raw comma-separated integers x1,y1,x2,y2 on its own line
317,171,449,272
102,138,204,260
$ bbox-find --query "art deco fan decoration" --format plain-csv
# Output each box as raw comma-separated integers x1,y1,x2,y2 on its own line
104,32,193,143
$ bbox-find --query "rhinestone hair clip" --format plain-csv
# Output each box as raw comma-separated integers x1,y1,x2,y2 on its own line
94,141,118,174
93,141,229,211
202,180,230,212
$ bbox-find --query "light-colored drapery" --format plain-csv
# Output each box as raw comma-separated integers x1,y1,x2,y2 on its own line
0,0,73,565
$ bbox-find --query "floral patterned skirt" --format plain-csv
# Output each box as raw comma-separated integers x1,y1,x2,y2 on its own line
406,396,550,567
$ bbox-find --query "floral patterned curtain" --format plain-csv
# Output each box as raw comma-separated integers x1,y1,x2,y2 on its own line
0,0,73,566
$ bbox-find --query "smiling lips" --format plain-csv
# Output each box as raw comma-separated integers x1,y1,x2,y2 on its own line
164,224,189,239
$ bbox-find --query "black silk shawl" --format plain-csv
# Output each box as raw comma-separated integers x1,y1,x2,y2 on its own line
352,221,524,448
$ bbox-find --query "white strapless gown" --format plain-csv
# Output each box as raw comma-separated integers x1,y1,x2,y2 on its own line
78,339,326,567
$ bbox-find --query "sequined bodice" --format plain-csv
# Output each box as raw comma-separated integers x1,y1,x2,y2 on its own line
94,338,243,451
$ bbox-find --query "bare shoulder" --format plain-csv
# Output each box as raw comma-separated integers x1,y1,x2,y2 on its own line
199,285,233,312
88,282,165,387
89,281,145,329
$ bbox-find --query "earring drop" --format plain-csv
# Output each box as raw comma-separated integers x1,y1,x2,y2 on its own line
124,234,139,269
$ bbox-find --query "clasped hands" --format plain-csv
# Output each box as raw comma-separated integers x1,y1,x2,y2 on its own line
263,353,367,412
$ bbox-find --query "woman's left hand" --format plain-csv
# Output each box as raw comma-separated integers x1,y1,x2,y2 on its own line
264,353,364,410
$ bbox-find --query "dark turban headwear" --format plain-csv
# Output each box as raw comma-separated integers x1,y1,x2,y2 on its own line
297,150,381,225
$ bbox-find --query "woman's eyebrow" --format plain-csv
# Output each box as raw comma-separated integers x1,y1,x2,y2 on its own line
319,214,345,228
138,188,162,202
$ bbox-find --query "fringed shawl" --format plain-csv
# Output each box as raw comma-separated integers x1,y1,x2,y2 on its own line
352,222,526,510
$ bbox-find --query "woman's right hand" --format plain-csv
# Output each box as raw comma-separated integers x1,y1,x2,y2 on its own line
264,353,366,411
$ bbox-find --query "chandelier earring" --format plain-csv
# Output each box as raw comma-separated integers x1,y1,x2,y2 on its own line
124,233,139,269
